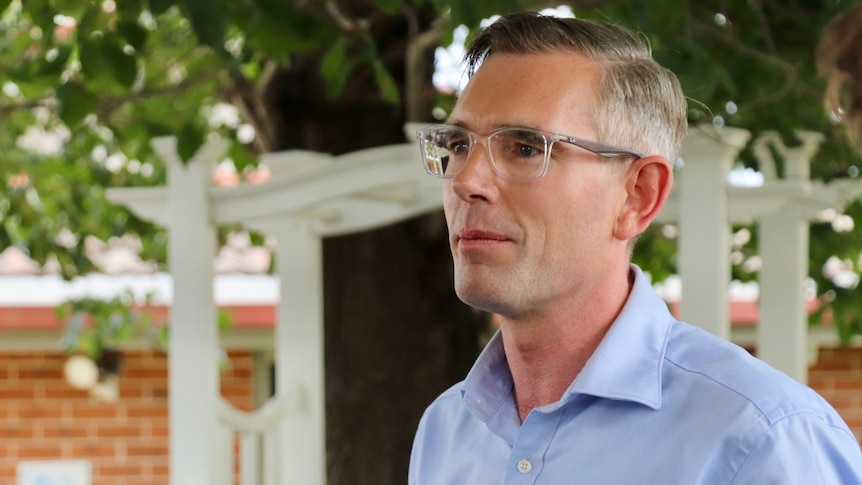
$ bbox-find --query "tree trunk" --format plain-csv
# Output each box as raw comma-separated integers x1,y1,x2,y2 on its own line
323,214,486,483
268,9,488,484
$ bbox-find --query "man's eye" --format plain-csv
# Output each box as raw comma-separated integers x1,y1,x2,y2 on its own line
449,140,470,155
517,144,541,157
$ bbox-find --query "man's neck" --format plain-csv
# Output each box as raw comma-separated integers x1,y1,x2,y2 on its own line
500,267,634,423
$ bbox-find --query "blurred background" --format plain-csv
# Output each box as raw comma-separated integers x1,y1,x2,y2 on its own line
2,1,862,484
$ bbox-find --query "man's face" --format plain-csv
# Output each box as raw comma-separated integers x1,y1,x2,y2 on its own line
443,51,631,319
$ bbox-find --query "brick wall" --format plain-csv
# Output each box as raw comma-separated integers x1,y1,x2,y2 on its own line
0,350,254,485
809,347,862,440
1,346,861,484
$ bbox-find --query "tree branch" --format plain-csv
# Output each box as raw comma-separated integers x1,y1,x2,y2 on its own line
223,61,281,154
748,0,778,55
325,1,370,33
404,10,448,122
817,4,862,151
694,18,821,103
0,99,53,116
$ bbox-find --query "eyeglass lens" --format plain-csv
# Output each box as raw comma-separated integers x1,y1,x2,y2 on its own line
420,126,549,179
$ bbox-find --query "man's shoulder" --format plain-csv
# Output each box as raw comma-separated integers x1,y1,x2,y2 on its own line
429,381,464,405
419,381,466,420
664,321,841,425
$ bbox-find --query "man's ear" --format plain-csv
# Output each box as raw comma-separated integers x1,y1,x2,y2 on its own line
613,156,674,241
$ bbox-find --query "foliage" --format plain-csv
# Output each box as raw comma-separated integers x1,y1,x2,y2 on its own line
56,290,160,359
3,0,862,342
581,0,862,341
56,288,233,363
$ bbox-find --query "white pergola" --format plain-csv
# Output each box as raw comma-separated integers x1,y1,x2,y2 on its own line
107,124,862,485
667,126,862,380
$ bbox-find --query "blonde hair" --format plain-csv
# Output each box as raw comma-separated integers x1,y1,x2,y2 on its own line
464,12,688,163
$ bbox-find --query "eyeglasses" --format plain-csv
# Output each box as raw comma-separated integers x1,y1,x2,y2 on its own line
416,124,643,180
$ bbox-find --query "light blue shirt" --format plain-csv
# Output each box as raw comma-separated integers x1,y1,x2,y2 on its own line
410,265,862,484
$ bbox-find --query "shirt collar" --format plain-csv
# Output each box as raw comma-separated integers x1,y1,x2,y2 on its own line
461,264,673,421
563,264,672,409
462,329,513,422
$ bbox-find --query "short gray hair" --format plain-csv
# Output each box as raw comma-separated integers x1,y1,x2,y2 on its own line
463,12,688,163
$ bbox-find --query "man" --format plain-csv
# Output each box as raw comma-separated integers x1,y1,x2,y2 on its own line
410,11,862,484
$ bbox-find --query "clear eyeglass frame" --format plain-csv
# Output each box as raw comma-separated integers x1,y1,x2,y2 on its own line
416,124,644,181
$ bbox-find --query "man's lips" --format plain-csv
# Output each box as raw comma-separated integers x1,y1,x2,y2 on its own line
457,229,511,244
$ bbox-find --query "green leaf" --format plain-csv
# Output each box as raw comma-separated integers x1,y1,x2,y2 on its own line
228,139,258,172
321,36,359,99
177,123,205,164
181,0,227,56
0,0,13,15
143,122,175,138
217,308,233,332
148,0,172,15
372,0,401,14
324,57,361,100
118,19,149,52
37,46,73,77
77,7,105,39
56,82,100,127
321,36,349,81
21,0,50,20
372,60,400,105
102,40,138,88
442,1,480,29
243,15,325,58
79,37,109,82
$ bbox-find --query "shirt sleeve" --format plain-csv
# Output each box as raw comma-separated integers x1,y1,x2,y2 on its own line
730,412,862,484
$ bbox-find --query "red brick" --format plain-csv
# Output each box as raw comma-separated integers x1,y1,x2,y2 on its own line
120,478,168,485
127,443,168,456
18,407,63,420
149,424,169,438
43,424,90,439
0,387,36,399
127,405,168,419
816,388,861,409
97,425,143,438
1,353,45,360
18,443,64,459
124,368,168,379
120,387,145,398
0,425,34,439
43,387,90,399
71,404,120,419
813,349,862,371
19,366,63,380
71,441,119,458
221,383,251,397
834,373,862,390
99,464,144,476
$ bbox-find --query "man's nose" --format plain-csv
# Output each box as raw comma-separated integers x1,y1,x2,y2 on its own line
449,139,498,202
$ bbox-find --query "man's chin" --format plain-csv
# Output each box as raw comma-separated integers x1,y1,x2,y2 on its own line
454,284,509,314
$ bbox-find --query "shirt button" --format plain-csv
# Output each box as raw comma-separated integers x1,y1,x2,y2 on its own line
517,459,532,474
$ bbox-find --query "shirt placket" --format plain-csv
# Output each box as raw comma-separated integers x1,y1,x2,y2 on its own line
502,409,564,484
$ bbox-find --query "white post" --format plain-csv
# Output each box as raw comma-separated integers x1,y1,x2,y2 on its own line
273,220,327,484
158,137,224,485
756,132,821,383
240,432,261,485
758,207,809,382
677,127,750,339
